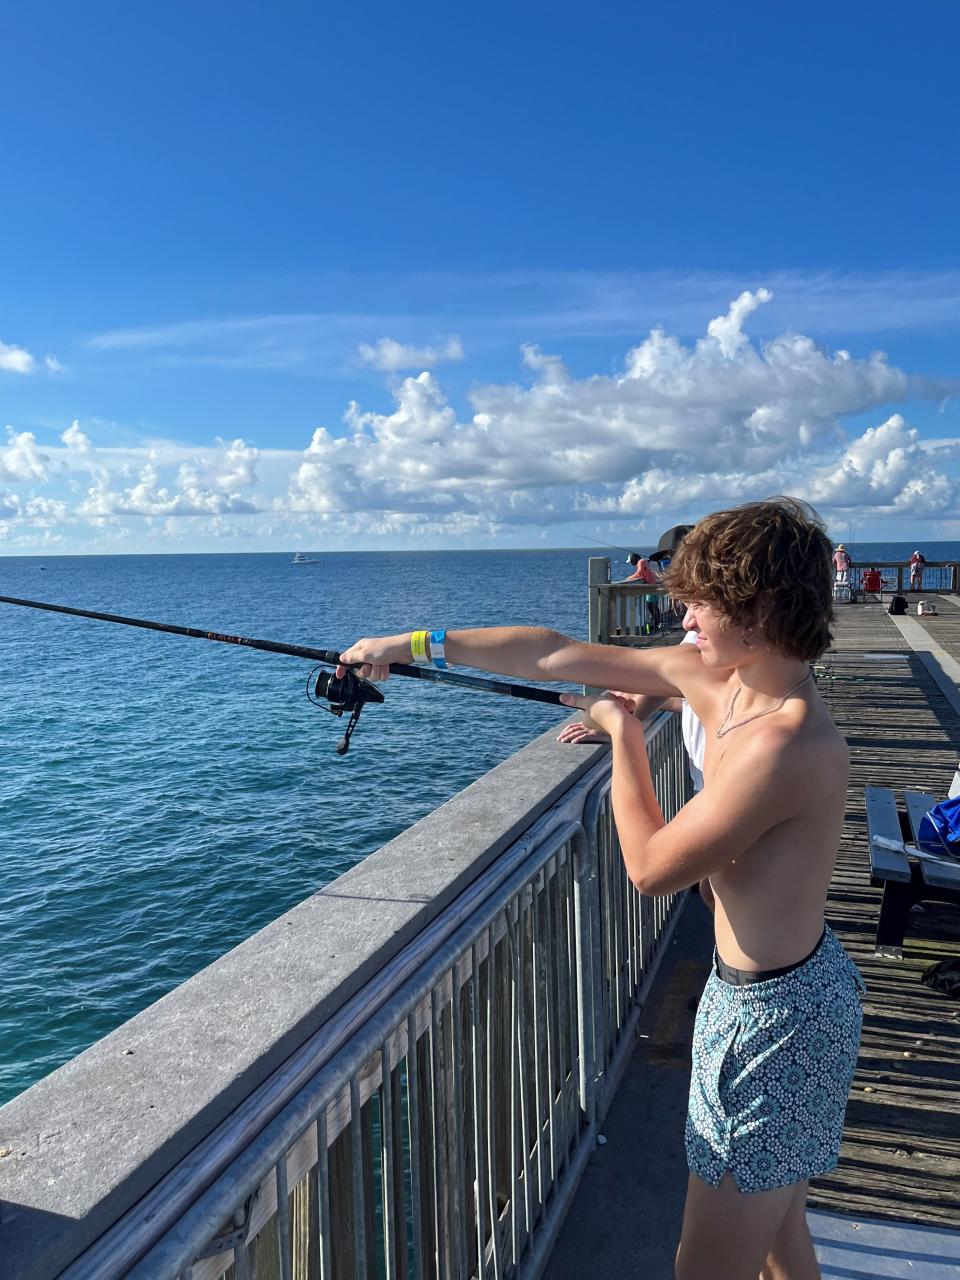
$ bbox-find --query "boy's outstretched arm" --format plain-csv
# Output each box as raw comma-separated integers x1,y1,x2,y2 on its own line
337,625,692,698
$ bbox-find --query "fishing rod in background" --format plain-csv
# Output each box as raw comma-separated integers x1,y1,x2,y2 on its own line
0,594,567,755
570,531,637,554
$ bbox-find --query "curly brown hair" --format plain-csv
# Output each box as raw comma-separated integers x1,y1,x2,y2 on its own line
662,497,834,661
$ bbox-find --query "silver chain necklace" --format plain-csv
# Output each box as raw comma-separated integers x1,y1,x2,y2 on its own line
715,671,813,739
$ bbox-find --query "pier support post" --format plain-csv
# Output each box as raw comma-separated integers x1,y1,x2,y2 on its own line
587,557,609,646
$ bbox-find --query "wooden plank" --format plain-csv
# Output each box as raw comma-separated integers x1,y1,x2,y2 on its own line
864,786,912,882
809,604,960,1227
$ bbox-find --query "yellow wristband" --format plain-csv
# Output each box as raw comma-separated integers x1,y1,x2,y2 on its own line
410,629,429,663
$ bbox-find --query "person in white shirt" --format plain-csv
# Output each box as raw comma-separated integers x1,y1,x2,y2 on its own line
557,629,715,908
558,628,705,791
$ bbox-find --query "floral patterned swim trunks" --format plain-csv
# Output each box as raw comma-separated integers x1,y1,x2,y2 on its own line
685,923,865,1193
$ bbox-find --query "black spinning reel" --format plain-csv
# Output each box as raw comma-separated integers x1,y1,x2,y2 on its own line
307,666,386,754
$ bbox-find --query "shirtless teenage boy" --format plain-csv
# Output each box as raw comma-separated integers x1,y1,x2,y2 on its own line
338,497,863,1280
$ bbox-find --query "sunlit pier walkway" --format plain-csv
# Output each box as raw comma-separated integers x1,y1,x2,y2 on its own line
544,594,960,1280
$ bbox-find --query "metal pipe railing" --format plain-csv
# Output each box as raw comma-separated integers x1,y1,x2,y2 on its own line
63,713,691,1280
846,560,959,594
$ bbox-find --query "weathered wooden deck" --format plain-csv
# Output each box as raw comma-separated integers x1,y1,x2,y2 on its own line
545,593,960,1278
813,596,960,1227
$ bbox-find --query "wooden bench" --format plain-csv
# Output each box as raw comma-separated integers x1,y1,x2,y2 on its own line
864,786,960,958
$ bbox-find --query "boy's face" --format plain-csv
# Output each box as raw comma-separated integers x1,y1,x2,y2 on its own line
681,601,751,667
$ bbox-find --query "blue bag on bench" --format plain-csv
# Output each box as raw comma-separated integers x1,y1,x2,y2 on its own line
917,795,960,857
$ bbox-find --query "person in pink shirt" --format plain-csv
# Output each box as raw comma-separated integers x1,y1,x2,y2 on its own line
625,552,662,629
832,544,851,583
910,550,926,590
625,551,660,584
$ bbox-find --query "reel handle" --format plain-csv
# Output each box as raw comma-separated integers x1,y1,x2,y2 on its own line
308,668,385,753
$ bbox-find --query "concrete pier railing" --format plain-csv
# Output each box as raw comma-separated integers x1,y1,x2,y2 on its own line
0,714,692,1280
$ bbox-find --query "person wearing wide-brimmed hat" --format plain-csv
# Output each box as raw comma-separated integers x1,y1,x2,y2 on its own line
832,543,851,584
910,549,927,591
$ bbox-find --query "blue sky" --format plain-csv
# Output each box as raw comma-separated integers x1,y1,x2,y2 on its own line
2,1,959,553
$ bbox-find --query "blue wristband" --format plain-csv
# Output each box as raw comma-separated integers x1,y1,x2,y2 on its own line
430,629,447,669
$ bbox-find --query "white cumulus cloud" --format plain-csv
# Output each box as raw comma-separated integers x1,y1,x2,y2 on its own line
61,420,93,452
1,428,49,481
77,463,261,521
0,339,37,375
357,335,464,372
289,290,917,529
5,289,960,545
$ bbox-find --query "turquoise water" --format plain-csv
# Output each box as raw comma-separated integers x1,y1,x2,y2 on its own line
0,550,597,1103
2,540,957,1104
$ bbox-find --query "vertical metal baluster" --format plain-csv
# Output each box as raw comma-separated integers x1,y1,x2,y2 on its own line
276,1153,293,1280
381,1038,396,1280
572,823,596,1125
560,847,578,1165
625,825,635,1012
633,870,643,1003
430,986,447,1280
542,860,558,1187
530,874,547,1221
350,1076,368,1280
469,945,488,1280
233,1238,252,1280
612,798,624,1035
625,846,636,1006
407,1009,424,1278
635,872,644,1002
316,1109,333,1280
452,968,469,1280
506,906,528,1263
513,901,534,1242
553,848,570,1177
612,801,626,1035
644,883,652,965
600,802,615,1060
485,922,502,1280
581,825,598,1111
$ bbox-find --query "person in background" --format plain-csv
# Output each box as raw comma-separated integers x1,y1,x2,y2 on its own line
832,543,851,584
558,630,714,912
624,551,662,631
910,549,927,591
624,550,660,585
559,629,705,791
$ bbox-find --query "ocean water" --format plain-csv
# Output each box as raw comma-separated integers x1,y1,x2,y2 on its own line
2,539,958,1104
0,549,598,1104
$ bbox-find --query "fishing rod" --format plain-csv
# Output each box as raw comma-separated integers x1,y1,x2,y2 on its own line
565,529,670,563
0,594,566,755
568,531,638,555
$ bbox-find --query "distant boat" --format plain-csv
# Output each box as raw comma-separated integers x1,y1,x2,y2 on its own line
292,552,320,565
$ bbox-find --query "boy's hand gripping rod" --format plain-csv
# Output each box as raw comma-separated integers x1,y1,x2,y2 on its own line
0,594,566,755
